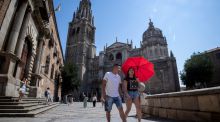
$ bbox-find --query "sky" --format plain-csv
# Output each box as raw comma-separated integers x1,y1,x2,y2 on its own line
53,0,220,84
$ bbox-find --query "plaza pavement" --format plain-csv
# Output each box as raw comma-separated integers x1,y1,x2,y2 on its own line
0,102,176,122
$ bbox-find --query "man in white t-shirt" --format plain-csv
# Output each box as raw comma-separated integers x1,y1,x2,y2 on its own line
101,64,126,122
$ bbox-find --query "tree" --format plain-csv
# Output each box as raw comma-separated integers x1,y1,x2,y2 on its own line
61,63,80,96
180,52,214,89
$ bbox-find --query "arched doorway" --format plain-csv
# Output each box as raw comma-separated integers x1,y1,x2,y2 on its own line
20,37,32,80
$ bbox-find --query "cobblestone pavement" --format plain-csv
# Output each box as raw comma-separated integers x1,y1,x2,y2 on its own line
0,102,176,122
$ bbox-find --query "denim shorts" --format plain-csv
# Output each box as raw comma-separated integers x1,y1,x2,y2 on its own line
128,91,140,100
105,96,122,112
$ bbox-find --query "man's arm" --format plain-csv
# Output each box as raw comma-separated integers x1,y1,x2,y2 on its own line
101,80,107,101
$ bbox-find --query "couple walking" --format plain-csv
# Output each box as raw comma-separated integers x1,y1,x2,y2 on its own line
101,64,142,122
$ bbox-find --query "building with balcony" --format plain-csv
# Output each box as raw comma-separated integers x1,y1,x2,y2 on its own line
0,0,64,101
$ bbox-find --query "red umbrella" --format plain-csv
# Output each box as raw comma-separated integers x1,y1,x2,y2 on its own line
122,57,155,83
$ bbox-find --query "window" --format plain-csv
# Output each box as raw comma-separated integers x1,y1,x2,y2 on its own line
76,27,80,34
53,47,57,57
0,56,6,73
72,29,76,36
45,55,50,74
50,64,54,79
109,54,114,61
49,32,54,48
39,0,49,22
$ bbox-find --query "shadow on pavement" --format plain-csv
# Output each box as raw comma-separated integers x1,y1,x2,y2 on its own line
128,114,193,122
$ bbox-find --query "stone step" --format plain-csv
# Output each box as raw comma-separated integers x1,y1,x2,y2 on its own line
0,96,14,99
29,103,59,115
0,97,45,102
0,101,43,105
0,103,57,113
22,97,45,100
0,103,44,109
20,99,45,102
0,99,19,102
0,103,59,117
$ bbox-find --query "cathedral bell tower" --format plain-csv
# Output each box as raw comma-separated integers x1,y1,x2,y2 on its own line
65,0,96,87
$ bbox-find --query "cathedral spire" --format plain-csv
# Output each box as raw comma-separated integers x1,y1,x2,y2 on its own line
72,12,76,21
170,51,174,57
74,0,93,23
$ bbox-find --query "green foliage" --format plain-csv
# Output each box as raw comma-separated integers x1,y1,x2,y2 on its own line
61,63,80,95
180,52,214,88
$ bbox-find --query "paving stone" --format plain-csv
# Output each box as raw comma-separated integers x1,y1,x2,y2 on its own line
0,102,175,122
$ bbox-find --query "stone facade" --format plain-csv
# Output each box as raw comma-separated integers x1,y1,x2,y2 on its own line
65,0,96,92
99,20,180,94
203,47,220,87
65,0,180,94
0,0,64,101
141,86,220,121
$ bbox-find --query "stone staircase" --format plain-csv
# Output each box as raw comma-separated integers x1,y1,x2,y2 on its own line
0,96,59,117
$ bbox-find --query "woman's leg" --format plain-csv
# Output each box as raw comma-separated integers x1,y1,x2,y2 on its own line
134,96,142,122
125,97,132,117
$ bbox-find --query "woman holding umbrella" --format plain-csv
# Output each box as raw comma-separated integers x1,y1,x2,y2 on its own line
123,67,142,122
122,56,155,122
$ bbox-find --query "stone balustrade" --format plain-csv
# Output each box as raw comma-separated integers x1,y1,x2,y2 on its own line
141,86,220,121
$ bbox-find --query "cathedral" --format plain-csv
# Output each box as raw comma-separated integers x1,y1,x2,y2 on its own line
65,0,180,95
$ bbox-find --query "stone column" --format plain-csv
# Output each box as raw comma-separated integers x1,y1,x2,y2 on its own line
15,9,31,58
6,1,28,54
34,38,44,74
14,9,31,79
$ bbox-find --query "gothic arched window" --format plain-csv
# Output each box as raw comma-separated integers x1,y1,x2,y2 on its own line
76,27,80,34
116,52,122,60
109,54,114,61
72,29,76,36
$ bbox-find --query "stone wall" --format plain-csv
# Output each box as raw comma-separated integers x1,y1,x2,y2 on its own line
141,86,220,121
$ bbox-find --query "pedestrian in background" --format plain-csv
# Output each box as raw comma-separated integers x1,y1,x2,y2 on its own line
18,78,27,101
83,93,88,108
45,87,52,105
92,94,97,107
